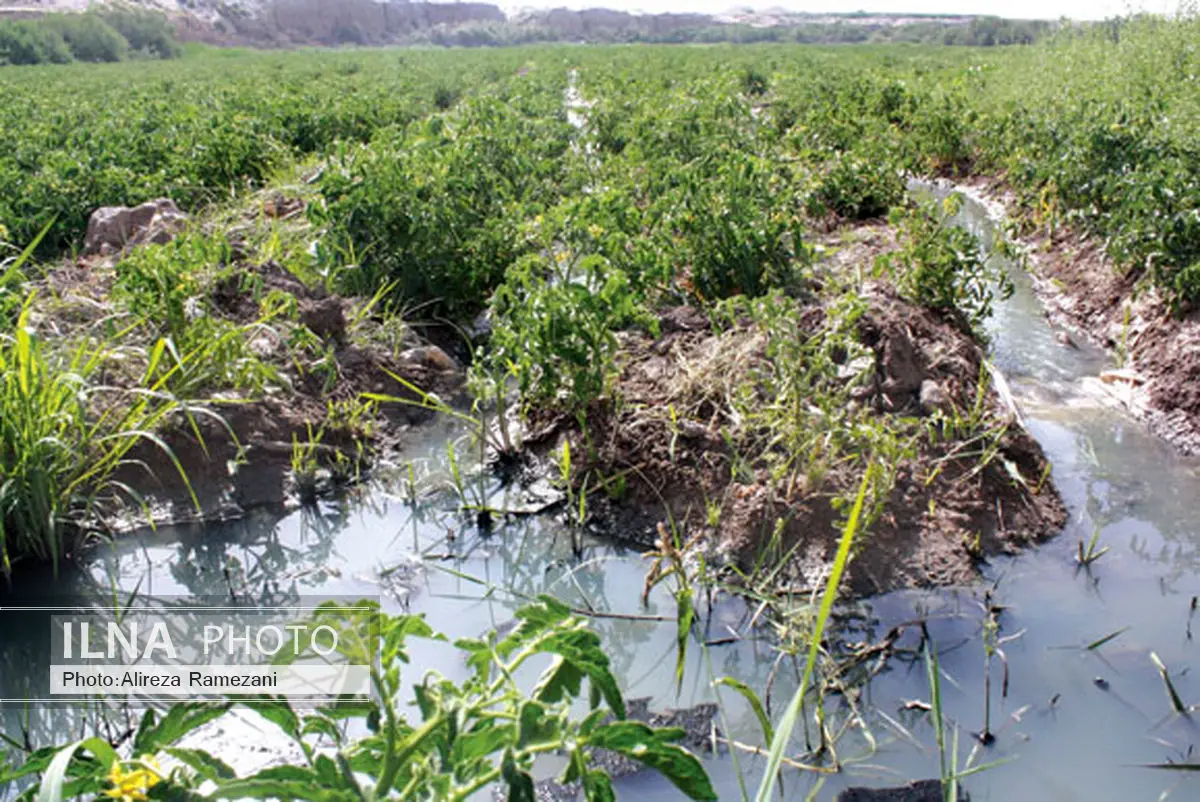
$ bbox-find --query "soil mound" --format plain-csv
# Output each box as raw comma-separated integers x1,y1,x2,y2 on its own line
532,269,1065,596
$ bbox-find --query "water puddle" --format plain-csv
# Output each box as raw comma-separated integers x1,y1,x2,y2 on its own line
5,186,1200,801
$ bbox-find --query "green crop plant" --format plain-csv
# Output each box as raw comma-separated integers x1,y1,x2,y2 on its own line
8,599,717,801
480,251,653,415
311,86,575,317
0,48,529,255
878,194,1014,334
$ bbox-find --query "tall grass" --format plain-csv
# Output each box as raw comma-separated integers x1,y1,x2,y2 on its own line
0,291,195,578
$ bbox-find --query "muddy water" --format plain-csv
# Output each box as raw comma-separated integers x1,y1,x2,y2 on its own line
5,188,1200,801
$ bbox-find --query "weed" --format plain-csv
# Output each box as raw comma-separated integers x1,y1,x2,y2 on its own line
0,293,200,576
1077,526,1110,567
756,465,874,801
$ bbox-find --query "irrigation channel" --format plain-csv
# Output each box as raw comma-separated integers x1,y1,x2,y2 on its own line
2,182,1200,800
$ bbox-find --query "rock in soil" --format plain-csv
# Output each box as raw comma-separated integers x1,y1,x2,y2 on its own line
83,198,188,255
298,296,347,343
837,779,965,801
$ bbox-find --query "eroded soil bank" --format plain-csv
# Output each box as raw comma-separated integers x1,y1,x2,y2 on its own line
944,176,1200,457
523,220,1067,597
37,203,471,534
43,196,1066,600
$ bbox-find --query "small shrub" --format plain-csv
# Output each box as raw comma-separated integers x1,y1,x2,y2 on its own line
808,146,906,220
44,12,129,63
480,252,653,412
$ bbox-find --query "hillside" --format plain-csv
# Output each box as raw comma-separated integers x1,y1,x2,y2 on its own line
0,0,1056,48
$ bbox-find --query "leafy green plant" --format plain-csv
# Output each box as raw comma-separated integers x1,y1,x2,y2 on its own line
878,194,1013,333
481,252,652,414
311,91,573,316
10,599,717,802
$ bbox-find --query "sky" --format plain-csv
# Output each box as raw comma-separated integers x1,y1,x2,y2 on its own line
502,0,1177,21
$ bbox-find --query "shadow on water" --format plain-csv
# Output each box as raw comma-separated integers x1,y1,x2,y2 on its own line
5,186,1200,800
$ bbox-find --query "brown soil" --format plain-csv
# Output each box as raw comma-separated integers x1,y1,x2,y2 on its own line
528,223,1066,597
967,176,1200,455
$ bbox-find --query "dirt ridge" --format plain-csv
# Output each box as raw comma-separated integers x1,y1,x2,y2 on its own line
942,176,1200,456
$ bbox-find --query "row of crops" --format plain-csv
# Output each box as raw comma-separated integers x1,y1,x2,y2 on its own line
5,15,1197,300
0,47,542,253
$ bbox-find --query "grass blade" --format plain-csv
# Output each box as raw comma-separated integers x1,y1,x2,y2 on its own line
1150,652,1188,715
716,677,775,746
1085,627,1129,651
755,464,874,802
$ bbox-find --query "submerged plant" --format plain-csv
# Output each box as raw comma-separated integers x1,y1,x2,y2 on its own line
1077,526,1110,567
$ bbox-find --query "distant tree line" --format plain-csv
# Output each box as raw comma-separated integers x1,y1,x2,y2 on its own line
0,4,182,66
413,15,1057,48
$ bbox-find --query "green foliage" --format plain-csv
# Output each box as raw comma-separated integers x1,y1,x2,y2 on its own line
0,20,72,66
311,87,574,315
967,12,1200,306
44,13,129,63
6,600,716,801
0,294,196,577
113,235,283,397
0,7,178,66
0,48,523,254
879,194,1013,332
482,252,652,412
808,146,906,220
92,4,182,60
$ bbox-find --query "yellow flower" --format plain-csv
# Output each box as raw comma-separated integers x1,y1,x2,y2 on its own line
104,756,162,802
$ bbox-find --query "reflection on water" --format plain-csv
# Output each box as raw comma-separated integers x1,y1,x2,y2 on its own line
5,187,1200,801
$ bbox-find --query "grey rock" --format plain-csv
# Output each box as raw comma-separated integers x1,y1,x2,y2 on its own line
919,379,951,416
83,198,188,255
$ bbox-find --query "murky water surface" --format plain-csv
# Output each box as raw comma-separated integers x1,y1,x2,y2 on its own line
5,188,1200,801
